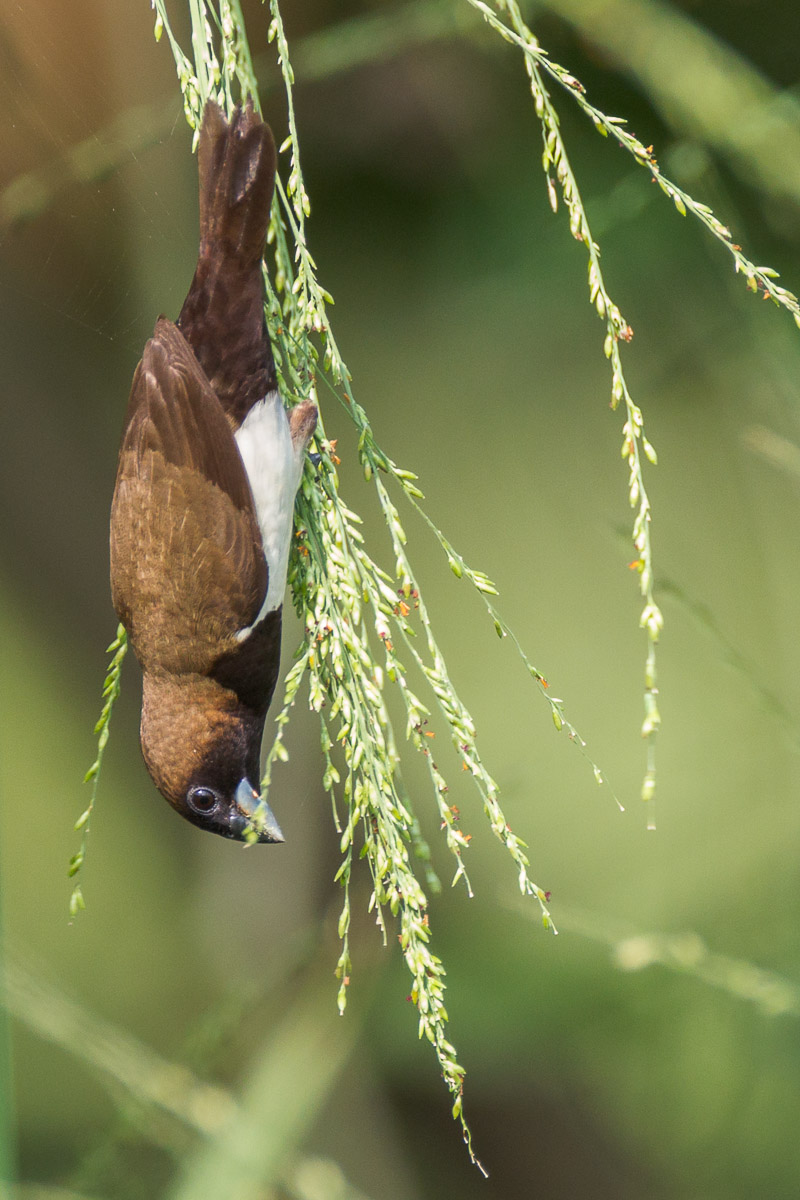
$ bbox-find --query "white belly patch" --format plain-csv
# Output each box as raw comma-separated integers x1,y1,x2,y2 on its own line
234,391,305,629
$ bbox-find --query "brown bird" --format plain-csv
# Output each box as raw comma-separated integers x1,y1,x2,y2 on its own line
109,100,317,842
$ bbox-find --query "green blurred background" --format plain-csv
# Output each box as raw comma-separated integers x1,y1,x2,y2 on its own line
2,1,800,1197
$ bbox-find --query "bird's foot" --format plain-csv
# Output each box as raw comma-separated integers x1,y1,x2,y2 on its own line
289,400,318,453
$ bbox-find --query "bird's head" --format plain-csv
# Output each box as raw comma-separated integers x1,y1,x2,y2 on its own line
139,672,283,843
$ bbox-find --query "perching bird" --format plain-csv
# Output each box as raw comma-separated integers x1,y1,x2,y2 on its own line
109,100,317,842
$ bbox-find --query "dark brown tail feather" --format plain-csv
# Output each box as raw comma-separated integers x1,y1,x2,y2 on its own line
197,100,276,269
178,101,278,427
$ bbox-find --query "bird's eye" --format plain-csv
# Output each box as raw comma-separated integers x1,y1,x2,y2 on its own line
187,786,220,816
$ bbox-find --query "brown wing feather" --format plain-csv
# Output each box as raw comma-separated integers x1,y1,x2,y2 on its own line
110,318,267,675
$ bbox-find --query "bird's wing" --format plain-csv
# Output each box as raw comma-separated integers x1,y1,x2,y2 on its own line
110,317,268,675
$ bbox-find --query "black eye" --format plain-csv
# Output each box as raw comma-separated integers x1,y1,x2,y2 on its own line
187,786,220,816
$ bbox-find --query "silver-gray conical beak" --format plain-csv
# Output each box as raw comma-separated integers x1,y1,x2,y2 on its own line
233,778,285,844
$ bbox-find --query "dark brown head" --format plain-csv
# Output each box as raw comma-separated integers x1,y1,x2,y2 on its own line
139,671,283,843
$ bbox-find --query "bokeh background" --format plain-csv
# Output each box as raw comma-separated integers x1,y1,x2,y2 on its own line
2,1,800,1197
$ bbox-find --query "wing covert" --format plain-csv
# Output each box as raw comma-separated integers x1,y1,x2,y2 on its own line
110,318,268,675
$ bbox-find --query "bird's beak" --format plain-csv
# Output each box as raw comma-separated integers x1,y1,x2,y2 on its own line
232,779,285,844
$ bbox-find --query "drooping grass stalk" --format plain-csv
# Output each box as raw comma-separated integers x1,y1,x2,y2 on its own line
473,0,663,822
70,0,800,1168
145,0,620,1165
482,0,800,315
70,625,127,916
469,0,800,825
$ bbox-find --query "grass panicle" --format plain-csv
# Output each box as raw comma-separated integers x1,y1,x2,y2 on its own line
87,0,799,1159
71,624,128,915
471,0,800,821
144,0,609,1164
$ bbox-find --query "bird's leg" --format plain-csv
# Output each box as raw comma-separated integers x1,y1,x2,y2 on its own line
288,400,318,454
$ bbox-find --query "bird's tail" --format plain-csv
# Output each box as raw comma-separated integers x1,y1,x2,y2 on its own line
178,101,278,423
196,100,276,270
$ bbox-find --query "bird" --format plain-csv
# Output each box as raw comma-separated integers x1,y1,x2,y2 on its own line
109,99,317,843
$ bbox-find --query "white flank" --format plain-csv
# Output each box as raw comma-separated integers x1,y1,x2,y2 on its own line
234,390,306,633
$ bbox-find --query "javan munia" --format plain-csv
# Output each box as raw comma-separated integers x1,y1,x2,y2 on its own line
110,100,316,842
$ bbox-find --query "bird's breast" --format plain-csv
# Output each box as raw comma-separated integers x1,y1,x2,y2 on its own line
234,391,304,624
